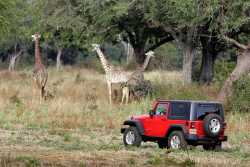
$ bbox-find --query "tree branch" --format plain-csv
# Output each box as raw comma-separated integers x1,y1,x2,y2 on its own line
223,35,247,50
145,36,174,52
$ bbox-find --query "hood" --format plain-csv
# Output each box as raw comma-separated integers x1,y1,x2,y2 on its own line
131,114,150,121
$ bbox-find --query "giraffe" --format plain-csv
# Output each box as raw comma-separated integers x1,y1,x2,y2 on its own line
32,33,48,102
121,51,154,104
92,44,131,104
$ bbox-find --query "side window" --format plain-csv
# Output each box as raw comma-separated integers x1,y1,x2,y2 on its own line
168,102,190,120
155,103,169,116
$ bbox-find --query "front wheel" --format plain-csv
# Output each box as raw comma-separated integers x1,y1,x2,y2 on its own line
167,131,187,149
123,127,142,147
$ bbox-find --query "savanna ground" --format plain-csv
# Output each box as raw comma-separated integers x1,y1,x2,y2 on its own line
0,67,249,167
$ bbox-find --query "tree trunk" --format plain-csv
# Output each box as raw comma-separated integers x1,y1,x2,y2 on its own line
56,48,63,71
120,40,135,64
199,49,216,84
8,55,16,71
126,42,135,64
182,45,195,84
8,50,23,71
199,36,219,84
217,49,250,102
134,47,145,65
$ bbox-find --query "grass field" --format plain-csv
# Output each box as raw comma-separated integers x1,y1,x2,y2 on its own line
0,67,249,167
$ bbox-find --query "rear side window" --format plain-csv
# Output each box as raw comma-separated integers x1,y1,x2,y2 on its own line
168,102,190,120
195,103,224,120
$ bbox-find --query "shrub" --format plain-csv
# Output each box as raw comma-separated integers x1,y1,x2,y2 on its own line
230,75,250,112
214,60,236,85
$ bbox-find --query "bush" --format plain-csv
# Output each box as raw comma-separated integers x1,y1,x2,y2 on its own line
230,76,250,112
214,60,236,85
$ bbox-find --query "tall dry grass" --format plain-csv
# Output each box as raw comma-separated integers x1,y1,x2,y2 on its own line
0,67,249,166
0,67,247,134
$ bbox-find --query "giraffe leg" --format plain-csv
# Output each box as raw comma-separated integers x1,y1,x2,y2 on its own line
121,86,129,105
121,87,125,105
125,87,129,104
108,82,112,105
32,79,38,105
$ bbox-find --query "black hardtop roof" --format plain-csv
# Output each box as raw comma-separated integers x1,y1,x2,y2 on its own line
156,99,222,104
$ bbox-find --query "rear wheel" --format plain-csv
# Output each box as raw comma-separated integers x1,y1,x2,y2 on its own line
167,131,187,149
203,114,223,138
123,126,142,147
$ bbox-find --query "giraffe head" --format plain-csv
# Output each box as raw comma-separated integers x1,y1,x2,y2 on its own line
145,51,155,58
92,44,101,51
31,33,41,41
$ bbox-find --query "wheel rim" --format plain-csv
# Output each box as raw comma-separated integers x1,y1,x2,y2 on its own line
209,118,221,134
126,131,135,145
170,135,181,149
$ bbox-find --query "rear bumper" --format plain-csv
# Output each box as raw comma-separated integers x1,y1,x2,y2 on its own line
185,134,227,145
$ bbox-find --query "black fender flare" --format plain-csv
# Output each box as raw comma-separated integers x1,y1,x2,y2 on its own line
165,125,187,138
122,120,144,135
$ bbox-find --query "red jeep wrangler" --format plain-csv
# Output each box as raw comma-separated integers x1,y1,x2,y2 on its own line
121,100,227,150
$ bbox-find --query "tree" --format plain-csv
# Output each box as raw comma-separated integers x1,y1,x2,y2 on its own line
218,36,250,102
40,0,91,69
0,0,29,69
199,33,222,84
0,0,10,35
148,0,220,84
216,0,250,102
75,0,173,64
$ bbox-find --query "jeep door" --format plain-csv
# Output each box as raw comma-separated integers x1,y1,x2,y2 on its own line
167,102,191,131
144,102,170,137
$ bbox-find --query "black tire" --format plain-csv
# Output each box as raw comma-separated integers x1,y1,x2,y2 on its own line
203,114,223,138
167,131,187,149
157,139,167,149
203,142,222,151
123,126,142,147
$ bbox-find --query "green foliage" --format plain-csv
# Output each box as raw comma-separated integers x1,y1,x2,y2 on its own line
150,0,220,29
219,0,250,33
0,0,11,34
153,81,210,100
230,76,250,112
214,59,236,85
152,43,182,70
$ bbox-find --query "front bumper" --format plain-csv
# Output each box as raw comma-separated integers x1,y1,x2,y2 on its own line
185,134,227,144
121,128,126,134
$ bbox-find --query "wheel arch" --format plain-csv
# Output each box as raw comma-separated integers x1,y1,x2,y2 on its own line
165,125,187,138
123,120,144,135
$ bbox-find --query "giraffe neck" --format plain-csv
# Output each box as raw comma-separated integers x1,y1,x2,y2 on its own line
142,54,152,71
35,39,42,67
96,48,111,74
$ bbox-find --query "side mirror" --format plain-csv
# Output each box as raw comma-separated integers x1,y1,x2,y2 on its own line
149,110,154,118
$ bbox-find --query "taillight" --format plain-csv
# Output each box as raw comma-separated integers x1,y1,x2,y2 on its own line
190,122,196,128
188,121,197,135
